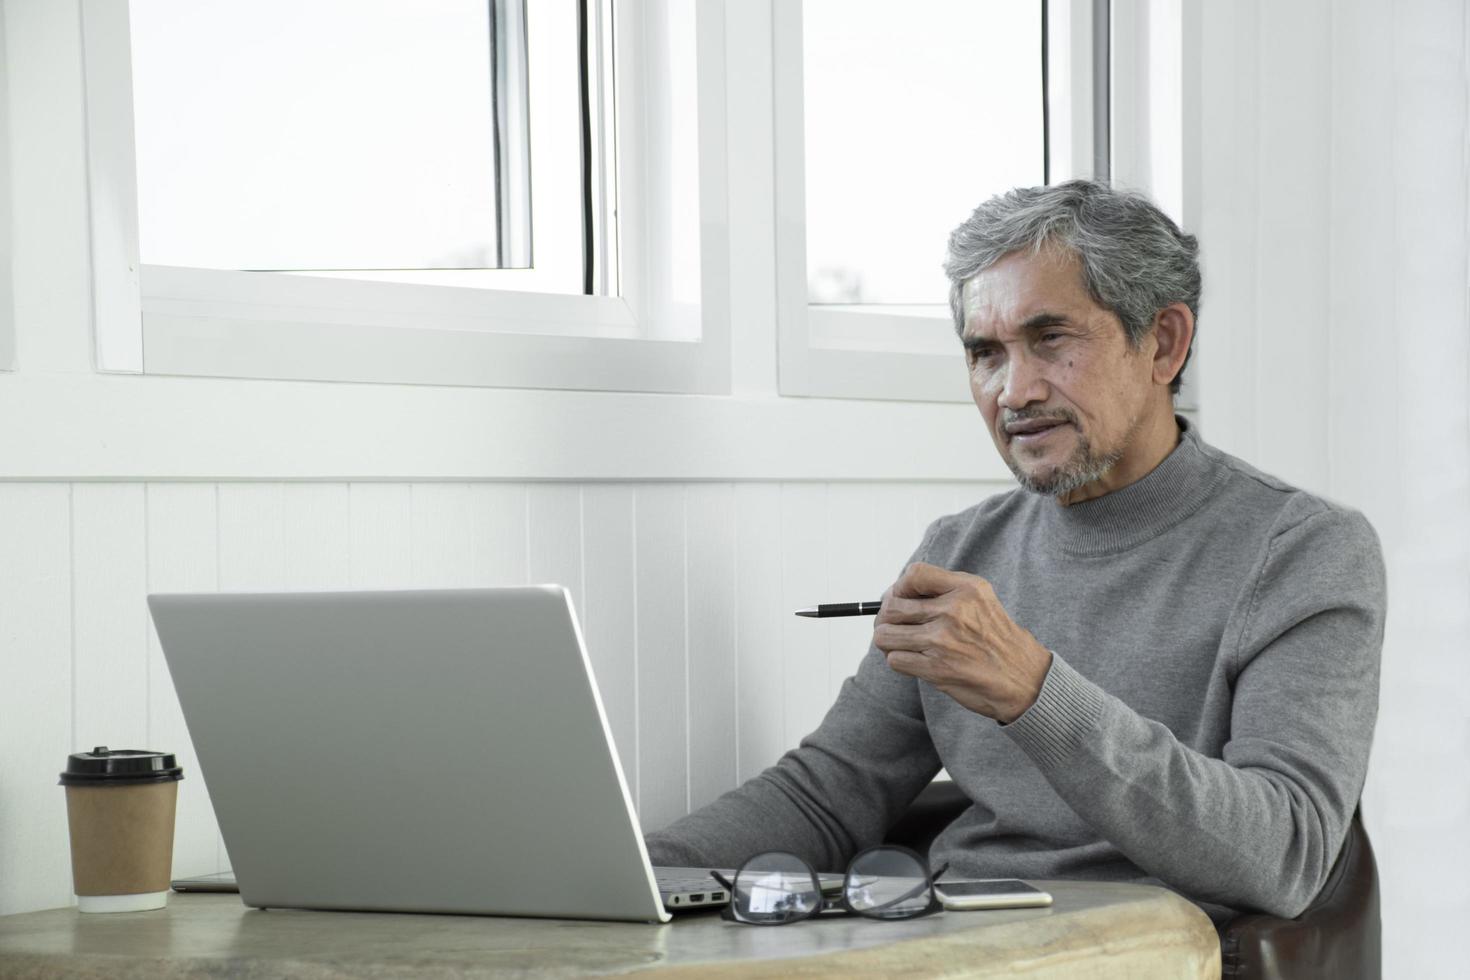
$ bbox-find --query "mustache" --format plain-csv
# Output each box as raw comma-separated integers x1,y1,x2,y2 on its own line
1000,408,1078,427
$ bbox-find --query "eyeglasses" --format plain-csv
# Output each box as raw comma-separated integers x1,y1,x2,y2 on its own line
709,845,949,925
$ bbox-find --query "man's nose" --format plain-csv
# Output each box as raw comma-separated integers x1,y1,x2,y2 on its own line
997,354,1048,410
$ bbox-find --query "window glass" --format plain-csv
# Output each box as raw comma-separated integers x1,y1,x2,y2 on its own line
129,0,585,294
802,0,1044,306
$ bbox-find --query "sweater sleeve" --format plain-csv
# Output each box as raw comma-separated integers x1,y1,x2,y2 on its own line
644,641,943,872
645,530,948,872
1001,505,1386,918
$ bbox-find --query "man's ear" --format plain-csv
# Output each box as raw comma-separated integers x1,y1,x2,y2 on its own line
1150,303,1194,388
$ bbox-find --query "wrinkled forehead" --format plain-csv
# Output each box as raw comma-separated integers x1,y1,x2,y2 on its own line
959,248,1099,338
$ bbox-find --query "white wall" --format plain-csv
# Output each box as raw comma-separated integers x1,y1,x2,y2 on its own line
0,0,1001,917
0,478,998,914
2,2,1465,978
1195,1,1469,976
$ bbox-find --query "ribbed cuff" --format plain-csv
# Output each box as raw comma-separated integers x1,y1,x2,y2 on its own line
1001,654,1105,770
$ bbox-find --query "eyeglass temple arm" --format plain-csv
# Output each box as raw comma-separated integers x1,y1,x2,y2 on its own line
708,860,948,903
858,860,952,916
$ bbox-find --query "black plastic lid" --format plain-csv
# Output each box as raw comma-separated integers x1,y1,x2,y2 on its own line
59,747,184,786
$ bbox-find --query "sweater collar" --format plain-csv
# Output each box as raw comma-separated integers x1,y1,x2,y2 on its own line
1036,416,1226,556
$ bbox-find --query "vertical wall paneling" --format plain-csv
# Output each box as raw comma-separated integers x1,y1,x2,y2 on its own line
217,484,285,591
910,485,961,553
71,484,148,749
411,482,534,588
777,484,828,748
868,484,920,576
467,484,530,587
685,483,738,810
733,483,784,782
411,484,483,586
0,476,1028,911
822,484,881,700
282,484,351,590
527,485,584,615
144,483,222,878
633,485,688,829
953,482,993,517
348,484,413,588
582,485,639,797
0,485,73,913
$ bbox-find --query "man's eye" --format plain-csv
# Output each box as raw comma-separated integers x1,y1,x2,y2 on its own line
1040,331,1065,344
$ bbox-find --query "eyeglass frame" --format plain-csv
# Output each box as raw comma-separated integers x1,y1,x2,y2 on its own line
708,844,951,925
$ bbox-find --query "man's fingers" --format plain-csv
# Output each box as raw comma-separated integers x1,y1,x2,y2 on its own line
876,594,932,625
883,650,932,681
873,622,934,653
892,561,969,600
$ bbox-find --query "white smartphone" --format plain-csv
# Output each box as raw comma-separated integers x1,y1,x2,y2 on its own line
934,879,1053,910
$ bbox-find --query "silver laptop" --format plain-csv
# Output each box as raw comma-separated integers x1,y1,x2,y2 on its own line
148,586,737,923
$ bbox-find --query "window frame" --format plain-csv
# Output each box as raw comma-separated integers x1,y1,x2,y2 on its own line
79,0,731,395
773,0,1108,402
1108,0,1199,411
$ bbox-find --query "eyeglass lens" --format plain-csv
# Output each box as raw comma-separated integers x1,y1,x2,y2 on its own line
845,847,933,919
731,852,823,924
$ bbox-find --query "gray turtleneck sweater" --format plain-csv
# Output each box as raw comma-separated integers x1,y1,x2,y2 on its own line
645,419,1385,922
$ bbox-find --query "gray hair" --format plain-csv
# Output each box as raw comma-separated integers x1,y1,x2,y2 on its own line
944,180,1200,394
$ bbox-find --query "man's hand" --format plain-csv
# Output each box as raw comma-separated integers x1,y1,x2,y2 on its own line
873,562,1053,724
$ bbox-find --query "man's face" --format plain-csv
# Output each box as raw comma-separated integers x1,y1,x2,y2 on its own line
961,248,1158,500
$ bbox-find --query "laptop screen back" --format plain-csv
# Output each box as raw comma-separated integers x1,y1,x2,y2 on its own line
148,586,670,922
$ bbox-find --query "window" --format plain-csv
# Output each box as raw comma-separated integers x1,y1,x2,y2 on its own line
775,0,1107,401
802,1,1044,309
81,0,727,394
129,1,542,287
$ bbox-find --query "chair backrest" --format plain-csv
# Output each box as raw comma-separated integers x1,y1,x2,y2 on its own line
883,780,970,856
1219,807,1380,980
886,785,1382,980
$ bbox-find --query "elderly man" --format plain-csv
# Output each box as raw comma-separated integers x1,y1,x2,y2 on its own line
646,180,1385,924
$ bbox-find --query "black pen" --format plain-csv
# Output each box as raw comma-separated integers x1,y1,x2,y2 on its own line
794,601,883,618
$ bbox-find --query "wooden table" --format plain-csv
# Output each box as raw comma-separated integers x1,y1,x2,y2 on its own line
0,880,1221,979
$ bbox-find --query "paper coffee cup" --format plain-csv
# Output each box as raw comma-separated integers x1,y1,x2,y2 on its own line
59,747,184,913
